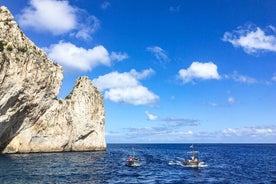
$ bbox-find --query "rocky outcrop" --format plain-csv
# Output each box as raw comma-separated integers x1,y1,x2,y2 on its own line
3,77,106,153
0,6,106,153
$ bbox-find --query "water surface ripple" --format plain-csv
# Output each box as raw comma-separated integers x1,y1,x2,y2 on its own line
0,144,275,183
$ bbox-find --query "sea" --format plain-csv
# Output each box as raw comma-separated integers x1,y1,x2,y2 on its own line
0,144,275,183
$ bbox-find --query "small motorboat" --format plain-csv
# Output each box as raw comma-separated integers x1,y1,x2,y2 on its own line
126,148,140,167
184,144,204,168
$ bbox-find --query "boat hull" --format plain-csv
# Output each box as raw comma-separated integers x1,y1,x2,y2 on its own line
184,160,204,168
126,158,140,167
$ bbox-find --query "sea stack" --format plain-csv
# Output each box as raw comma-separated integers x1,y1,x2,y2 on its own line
0,6,106,153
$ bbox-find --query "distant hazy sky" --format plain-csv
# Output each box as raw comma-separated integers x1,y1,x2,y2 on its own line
2,0,276,143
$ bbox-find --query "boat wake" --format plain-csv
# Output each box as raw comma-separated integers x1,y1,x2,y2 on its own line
168,160,183,166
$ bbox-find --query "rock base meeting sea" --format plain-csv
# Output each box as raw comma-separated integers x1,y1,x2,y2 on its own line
0,6,106,153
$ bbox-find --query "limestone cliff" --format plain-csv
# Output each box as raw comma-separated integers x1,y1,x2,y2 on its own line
0,6,106,153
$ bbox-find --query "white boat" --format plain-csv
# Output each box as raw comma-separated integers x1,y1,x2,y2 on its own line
184,144,204,168
126,148,140,167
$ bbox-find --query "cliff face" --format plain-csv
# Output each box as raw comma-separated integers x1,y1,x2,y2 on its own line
0,6,106,153
3,77,106,153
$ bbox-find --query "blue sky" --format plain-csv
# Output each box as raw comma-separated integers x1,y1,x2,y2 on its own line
2,0,276,143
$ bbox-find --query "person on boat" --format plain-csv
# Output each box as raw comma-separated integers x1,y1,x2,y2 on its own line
191,156,198,162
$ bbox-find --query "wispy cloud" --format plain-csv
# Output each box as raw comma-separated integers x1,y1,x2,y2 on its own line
178,61,221,84
229,71,257,84
161,117,200,126
227,97,235,105
46,41,127,71
74,15,100,40
223,24,276,54
18,0,99,40
101,1,111,10
208,96,237,107
147,46,170,63
123,126,194,142
93,69,159,105
272,74,276,82
169,5,181,13
209,102,219,107
110,52,129,61
222,125,275,138
106,124,276,143
145,111,200,126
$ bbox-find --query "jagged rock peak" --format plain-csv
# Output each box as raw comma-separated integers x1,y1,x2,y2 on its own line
67,76,99,96
0,6,106,153
0,6,14,21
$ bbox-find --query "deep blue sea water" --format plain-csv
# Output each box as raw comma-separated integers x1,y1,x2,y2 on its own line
0,144,275,183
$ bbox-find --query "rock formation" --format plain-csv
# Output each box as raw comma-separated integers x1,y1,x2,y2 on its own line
0,6,106,153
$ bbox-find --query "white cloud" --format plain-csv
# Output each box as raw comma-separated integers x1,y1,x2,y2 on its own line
95,71,137,90
145,111,158,121
47,42,109,71
105,86,158,105
47,41,127,71
93,69,153,91
147,46,170,63
19,0,77,35
223,24,276,54
178,61,220,83
18,0,99,39
93,70,159,105
222,128,237,136
129,68,155,80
